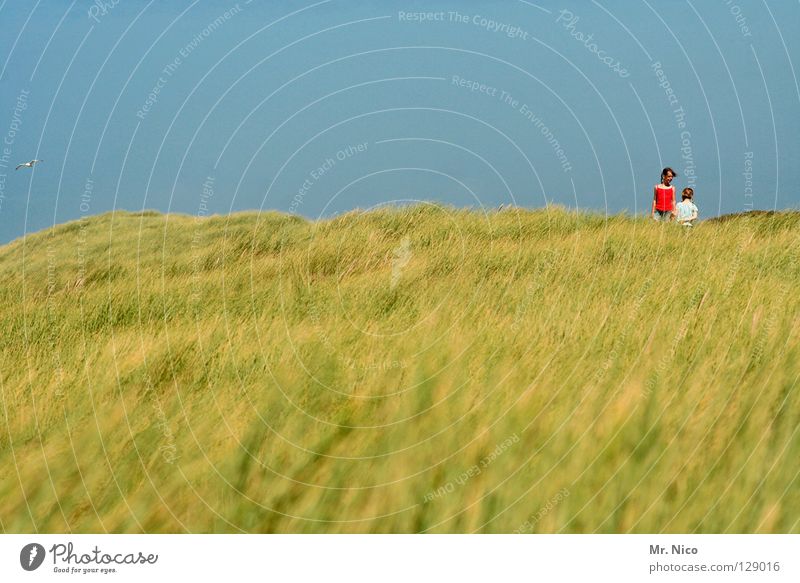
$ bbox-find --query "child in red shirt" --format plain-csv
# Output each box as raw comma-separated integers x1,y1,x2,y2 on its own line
651,167,677,222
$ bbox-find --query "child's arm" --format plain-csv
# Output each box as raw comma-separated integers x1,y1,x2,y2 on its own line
651,186,657,217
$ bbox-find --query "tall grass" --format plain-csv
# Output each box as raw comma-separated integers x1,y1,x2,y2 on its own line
0,205,798,533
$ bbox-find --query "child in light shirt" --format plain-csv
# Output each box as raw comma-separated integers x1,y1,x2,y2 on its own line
676,188,698,227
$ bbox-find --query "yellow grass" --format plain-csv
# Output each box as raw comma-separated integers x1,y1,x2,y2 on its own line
0,204,798,532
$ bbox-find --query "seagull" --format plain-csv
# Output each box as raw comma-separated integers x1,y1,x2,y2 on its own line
15,159,43,171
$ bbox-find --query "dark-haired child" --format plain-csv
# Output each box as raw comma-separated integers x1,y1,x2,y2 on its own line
652,167,677,222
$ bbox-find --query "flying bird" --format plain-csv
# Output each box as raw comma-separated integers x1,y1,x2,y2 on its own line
15,159,43,170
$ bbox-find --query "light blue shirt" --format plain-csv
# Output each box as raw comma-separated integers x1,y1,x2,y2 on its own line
676,200,698,225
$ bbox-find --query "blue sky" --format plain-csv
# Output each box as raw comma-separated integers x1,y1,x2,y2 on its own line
0,0,797,243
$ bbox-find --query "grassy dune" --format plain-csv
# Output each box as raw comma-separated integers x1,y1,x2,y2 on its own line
0,204,798,533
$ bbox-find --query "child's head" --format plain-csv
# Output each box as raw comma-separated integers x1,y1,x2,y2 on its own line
682,187,694,200
661,167,676,185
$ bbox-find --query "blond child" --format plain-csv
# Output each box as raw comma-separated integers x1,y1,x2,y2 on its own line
676,188,698,227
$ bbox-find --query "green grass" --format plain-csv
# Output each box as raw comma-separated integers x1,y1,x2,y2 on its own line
0,204,798,533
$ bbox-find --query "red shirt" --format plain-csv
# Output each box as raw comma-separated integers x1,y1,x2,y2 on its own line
655,184,675,211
